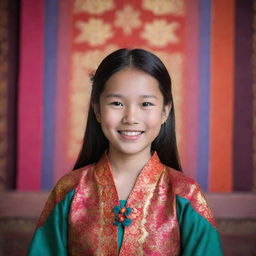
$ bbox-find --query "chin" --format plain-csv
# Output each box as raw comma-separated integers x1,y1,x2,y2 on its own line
111,144,152,156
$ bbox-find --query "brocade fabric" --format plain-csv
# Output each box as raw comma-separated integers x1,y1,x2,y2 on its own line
29,153,222,256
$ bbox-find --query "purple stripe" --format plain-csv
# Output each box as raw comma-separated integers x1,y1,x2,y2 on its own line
42,0,59,189
233,0,254,191
197,0,211,191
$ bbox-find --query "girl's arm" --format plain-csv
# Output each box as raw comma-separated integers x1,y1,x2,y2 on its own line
176,189,223,256
27,169,83,256
28,189,74,255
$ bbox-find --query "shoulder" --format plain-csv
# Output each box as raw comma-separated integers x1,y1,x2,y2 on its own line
165,166,216,227
164,166,197,196
37,164,95,227
53,164,94,199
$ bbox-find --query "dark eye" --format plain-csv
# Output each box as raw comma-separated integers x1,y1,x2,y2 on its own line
110,101,123,107
142,102,154,107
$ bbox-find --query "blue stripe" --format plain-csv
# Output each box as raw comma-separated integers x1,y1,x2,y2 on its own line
42,0,59,189
197,0,211,191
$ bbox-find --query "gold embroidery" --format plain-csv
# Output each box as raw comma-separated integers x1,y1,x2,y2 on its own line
68,153,182,255
75,18,113,46
171,170,216,227
142,0,185,16
74,0,114,14
141,19,180,47
114,5,142,35
70,157,118,255
37,168,86,228
73,46,118,72
65,153,216,255
119,154,181,255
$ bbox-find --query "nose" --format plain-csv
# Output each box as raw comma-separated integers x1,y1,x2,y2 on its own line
122,106,139,124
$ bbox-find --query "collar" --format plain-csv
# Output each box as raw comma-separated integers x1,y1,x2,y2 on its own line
94,151,165,188
94,151,165,206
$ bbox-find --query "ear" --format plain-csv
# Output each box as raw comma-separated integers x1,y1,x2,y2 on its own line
161,103,172,124
92,102,101,123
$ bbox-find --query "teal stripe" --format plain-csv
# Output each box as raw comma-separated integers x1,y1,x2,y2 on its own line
176,195,223,255
28,189,75,255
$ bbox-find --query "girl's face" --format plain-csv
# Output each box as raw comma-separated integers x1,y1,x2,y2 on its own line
95,68,171,158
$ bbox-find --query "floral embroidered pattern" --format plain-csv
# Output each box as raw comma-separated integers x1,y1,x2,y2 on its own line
142,0,185,15
37,167,87,228
114,5,142,35
68,0,186,159
141,19,180,47
74,0,114,14
171,170,216,228
113,205,132,226
64,153,216,255
75,18,113,46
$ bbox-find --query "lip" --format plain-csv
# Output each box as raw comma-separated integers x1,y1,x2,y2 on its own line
117,130,144,140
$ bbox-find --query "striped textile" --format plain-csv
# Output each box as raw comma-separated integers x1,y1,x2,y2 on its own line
17,0,254,192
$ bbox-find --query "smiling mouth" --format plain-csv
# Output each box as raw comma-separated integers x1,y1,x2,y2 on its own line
118,130,144,136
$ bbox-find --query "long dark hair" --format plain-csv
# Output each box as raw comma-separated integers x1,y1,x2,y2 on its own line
73,48,182,171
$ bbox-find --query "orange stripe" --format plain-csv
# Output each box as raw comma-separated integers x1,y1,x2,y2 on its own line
209,0,235,192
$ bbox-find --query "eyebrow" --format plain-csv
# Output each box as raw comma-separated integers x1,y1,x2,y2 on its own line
140,95,158,99
106,93,123,98
105,93,158,99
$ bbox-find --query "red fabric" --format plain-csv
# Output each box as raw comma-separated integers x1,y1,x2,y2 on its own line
17,0,44,190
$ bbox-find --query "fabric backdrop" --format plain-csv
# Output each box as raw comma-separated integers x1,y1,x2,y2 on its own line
16,0,254,192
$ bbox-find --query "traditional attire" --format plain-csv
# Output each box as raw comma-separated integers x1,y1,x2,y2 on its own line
28,153,223,255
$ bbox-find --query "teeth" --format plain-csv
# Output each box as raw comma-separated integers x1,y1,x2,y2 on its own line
120,131,142,136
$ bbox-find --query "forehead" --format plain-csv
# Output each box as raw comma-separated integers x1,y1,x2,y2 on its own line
102,68,163,99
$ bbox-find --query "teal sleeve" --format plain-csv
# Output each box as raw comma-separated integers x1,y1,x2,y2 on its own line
176,195,223,256
28,189,75,256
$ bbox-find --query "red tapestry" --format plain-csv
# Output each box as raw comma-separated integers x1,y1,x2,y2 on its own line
67,0,187,167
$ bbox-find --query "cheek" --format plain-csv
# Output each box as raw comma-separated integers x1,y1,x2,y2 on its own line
100,109,120,128
144,111,163,128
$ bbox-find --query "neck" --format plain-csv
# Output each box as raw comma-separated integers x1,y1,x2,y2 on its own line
107,148,152,177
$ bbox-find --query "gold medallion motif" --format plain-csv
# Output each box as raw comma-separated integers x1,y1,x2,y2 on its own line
73,46,118,72
142,0,185,16
75,18,113,46
114,5,142,35
141,19,180,47
74,0,114,14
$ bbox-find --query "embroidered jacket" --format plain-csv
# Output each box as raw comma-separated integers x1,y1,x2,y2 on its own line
28,153,223,255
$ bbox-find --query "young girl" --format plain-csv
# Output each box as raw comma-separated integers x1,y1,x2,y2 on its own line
28,49,223,255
